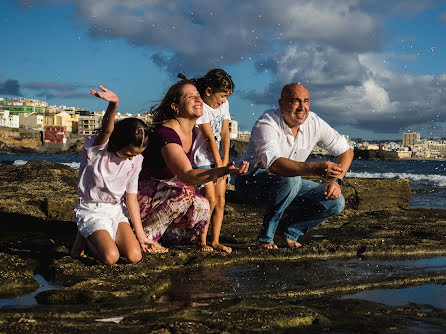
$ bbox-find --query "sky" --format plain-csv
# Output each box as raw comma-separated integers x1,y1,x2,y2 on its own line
2,0,446,140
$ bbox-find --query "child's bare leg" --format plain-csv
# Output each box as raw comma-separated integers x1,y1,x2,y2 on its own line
197,183,215,252
87,230,120,264
197,232,213,252
71,232,87,259
115,222,142,263
210,178,232,254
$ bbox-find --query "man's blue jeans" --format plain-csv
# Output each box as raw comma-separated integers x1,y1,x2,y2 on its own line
234,169,345,243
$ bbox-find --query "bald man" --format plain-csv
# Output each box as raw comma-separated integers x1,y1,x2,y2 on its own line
234,83,354,249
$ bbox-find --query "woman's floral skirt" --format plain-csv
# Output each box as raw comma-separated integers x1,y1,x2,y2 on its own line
137,177,210,243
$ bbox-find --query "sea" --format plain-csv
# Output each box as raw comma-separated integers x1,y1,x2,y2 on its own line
0,153,445,209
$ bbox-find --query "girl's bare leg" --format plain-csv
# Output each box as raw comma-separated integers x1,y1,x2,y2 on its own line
210,178,232,253
197,182,215,252
87,230,120,264
71,232,87,259
115,222,142,263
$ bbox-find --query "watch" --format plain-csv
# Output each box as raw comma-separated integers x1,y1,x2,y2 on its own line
334,178,343,186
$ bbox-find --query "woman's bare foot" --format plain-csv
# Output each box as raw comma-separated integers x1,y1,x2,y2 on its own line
256,241,278,250
71,232,88,259
141,241,168,254
211,242,232,254
197,243,214,252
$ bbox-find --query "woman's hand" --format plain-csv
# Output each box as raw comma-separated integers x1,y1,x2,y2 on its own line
224,161,249,175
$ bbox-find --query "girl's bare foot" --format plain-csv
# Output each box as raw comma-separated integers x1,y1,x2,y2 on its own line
142,241,168,254
71,232,88,259
211,242,232,254
197,243,214,252
256,241,278,250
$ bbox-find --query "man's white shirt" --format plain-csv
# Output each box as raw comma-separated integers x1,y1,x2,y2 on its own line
241,109,351,173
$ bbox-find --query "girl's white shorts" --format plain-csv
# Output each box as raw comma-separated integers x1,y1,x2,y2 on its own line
74,200,130,241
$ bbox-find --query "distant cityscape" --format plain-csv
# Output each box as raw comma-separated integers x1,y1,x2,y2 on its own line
1,96,445,159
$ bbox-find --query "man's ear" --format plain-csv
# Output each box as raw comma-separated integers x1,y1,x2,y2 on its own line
205,87,213,97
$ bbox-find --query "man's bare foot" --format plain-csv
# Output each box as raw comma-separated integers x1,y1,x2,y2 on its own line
284,239,302,248
256,241,278,250
142,241,168,254
211,242,232,254
197,243,214,252
277,231,302,249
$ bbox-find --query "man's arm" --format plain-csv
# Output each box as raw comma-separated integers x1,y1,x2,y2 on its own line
324,148,354,199
268,157,344,178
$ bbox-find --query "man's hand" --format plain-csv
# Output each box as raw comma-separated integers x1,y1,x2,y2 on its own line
319,161,343,178
324,180,342,200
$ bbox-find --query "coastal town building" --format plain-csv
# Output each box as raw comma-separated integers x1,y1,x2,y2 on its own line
237,131,251,141
229,118,238,139
78,115,101,135
402,132,420,147
19,112,44,130
43,125,67,144
0,110,19,128
44,111,80,133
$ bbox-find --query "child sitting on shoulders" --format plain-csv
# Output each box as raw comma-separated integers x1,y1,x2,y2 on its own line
71,84,150,264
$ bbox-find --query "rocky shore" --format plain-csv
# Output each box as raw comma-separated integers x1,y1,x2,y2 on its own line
0,161,445,333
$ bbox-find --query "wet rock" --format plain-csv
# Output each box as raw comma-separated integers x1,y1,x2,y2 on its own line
0,253,39,298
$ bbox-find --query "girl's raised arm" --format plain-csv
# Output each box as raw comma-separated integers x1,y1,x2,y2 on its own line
90,84,119,147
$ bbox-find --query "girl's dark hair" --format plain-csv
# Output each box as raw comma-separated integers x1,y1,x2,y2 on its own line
187,68,234,97
150,78,195,126
108,118,149,152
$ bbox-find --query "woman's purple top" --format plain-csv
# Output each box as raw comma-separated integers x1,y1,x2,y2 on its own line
139,125,196,180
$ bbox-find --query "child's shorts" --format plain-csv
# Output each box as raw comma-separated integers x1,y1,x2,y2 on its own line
75,200,130,241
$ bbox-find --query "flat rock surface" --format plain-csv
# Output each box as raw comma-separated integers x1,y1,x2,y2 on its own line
0,161,445,333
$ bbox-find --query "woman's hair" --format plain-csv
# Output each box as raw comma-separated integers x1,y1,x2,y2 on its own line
108,117,149,152
150,78,195,126
188,68,234,97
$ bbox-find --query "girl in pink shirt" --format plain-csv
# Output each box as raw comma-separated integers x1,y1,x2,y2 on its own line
71,85,150,264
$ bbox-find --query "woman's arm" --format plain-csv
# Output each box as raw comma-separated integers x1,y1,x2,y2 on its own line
90,85,119,147
199,123,223,167
162,143,248,186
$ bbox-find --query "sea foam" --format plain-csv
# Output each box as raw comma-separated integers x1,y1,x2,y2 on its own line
347,171,446,187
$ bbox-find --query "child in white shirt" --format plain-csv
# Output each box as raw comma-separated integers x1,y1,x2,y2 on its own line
71,85,150,264
191,69,234,253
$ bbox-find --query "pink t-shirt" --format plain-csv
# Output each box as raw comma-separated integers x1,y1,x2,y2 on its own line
77,135,144,203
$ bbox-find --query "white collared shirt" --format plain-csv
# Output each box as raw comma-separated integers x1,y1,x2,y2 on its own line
241,109,351,173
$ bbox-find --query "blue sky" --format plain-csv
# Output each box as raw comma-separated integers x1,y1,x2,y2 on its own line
2,0,446,140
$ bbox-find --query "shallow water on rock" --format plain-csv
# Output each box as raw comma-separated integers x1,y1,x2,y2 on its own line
341,283,446,311
160,255,446,306
0,274,59,309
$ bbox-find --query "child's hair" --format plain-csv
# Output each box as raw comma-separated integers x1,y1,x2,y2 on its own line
189,69,234,97
150,78,195,126
108,118,149,152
